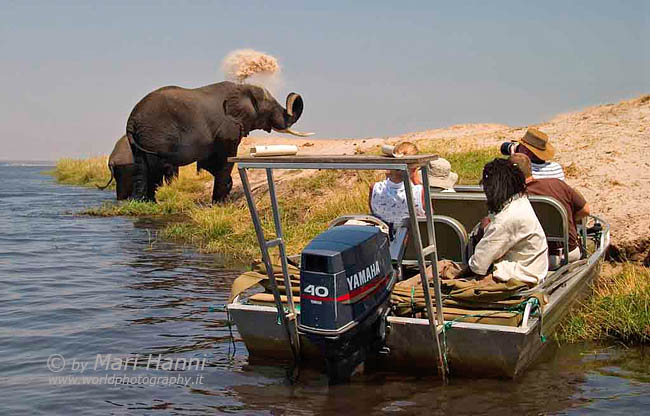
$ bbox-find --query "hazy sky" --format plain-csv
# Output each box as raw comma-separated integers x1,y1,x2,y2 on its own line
1,1,648,160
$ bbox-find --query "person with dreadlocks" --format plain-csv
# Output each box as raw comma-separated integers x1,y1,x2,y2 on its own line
462,158,548,286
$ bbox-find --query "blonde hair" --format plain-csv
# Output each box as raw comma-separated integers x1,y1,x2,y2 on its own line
387,142,419,183
394,141,419,156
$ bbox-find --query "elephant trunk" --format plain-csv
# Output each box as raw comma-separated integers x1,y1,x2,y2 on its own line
97,165,115,190
275,93,314,137
285,93,303,124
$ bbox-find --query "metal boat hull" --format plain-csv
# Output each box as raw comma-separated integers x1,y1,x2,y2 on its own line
228,254,602,378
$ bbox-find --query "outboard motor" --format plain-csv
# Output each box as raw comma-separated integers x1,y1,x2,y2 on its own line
298,225,396,383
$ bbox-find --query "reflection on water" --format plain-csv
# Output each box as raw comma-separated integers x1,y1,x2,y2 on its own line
0,164,648,415
228,345,650,415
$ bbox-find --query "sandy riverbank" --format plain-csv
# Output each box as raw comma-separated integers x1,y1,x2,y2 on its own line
239,94,650,262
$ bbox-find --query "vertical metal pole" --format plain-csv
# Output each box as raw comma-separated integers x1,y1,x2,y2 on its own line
238,167,300,361
420,165,447,343
402,166,448,383
266,169,300,337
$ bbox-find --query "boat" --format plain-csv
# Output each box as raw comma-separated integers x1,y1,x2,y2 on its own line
226,154,610,382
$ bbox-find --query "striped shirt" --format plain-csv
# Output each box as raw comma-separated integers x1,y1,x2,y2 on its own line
531,161,565,181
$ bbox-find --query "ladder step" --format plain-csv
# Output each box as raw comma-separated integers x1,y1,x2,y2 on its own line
265,238,282,248
422,245,437,256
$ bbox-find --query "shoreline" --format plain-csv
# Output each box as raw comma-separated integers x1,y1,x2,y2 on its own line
47,94,650,344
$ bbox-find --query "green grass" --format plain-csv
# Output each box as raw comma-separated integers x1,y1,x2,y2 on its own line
83,200,170,216
51,145,498,261
78,163,213,216
557,264,650,344
418,142,501,184
441,148,501,184
52,157,113,189
159,169,376,260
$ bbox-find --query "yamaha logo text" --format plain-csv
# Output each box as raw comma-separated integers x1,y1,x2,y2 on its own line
346,261,381,291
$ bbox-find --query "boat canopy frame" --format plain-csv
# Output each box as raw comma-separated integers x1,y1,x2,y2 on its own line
228,154,449,382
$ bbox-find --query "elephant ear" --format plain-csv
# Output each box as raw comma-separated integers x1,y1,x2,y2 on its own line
223,87,259,135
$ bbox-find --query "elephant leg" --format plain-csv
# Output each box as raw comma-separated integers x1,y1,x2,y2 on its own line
163,164,179,185
145,155,165,201
211,166,234,202
198,156,233,203
131,152,148,200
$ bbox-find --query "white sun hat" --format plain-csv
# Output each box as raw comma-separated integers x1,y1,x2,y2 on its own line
428,158,458,190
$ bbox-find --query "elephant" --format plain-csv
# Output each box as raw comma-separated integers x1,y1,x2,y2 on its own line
125,81,309,202
98,135,178,200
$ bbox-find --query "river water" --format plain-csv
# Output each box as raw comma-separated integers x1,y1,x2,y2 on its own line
0,163,648,415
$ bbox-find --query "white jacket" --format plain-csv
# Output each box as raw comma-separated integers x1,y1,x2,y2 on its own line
469,195,548,285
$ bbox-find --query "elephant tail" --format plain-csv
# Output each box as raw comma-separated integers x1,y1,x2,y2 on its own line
126,117,174,159
126,117,159,156
126,128,175,159
97,165,114,190
127,133,159,156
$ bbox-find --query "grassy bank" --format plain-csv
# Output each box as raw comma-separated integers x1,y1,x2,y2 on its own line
55,145,498,260
52,157,113,189
155,150,503,261
52,145,650,344
557,263,650,344
84,164,215,216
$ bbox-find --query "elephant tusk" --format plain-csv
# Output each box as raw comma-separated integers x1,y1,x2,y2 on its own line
272,128,315,137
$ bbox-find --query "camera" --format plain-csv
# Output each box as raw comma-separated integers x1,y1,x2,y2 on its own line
500,142,518,156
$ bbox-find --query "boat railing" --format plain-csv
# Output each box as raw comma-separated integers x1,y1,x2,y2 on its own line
520,213,609,328
228,154,450,382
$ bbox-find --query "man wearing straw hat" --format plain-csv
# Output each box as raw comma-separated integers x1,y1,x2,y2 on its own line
504,128,565,181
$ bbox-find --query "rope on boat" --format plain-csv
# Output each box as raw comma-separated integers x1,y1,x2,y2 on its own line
410,286,417,317
209,305,238,359
442,297,546,342
273,305,301,384
412,285,451,378
275,304,301,325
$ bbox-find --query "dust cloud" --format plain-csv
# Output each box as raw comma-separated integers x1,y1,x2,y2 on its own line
221,49,283,93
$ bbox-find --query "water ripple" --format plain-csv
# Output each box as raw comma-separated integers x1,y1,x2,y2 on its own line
1,164,648,415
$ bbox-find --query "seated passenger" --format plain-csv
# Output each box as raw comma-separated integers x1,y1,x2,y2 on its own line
502,128,566,181
428,158,458,192
460,158,548,286
369,142,425,228
510,153,590,264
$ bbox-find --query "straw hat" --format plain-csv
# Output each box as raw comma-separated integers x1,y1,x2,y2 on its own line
515,128,555,161
428,158,458,190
